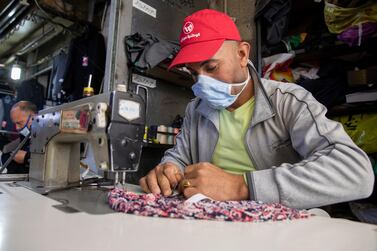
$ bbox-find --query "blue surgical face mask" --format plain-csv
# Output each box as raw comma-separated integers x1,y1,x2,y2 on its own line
191,71,250,110
17,115,31,137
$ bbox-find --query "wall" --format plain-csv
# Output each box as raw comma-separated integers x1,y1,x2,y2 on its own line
209,0,257,62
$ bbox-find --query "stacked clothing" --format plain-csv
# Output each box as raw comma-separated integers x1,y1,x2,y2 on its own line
324,0,377,46
297,61,347,109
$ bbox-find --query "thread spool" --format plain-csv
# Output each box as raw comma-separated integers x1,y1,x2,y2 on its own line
167,127,174,145
143,126,148,142
157,125,168,144
148,125,158,143
83,87,94,97
83,74,94,97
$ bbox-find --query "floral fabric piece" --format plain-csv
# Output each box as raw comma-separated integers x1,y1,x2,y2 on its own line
108,189,311,222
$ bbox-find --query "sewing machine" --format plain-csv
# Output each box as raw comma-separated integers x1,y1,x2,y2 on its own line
22,91,145,193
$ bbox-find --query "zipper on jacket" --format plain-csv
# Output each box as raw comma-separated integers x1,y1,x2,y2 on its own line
209,125,219,162
244,127,259,171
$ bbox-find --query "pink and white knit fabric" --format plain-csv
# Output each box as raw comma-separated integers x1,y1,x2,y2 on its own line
108,189,311,222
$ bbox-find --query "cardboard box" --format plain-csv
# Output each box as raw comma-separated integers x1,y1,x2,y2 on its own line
347,67,377,86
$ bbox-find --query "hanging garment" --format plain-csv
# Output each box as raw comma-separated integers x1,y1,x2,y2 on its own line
1,95,15,132
108,189,311,222
124,33,179,72
255,0,292,45
48,50,68,104
16,79,44,111
62,26,106,102
0,98,4,126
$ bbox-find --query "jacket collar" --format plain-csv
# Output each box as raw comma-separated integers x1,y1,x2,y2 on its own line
249,64,275,127
195,62,275,130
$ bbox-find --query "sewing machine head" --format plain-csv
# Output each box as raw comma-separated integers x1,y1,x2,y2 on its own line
27,91,145,192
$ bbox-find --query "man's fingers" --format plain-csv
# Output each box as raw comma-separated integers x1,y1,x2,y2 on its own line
155,165,174,196
175,172,184,183
182,186,200,199
163,165,180,188
178,178,197,192
157,173,172,196
139,177,151,193
140,163,184,196
184,163,201,178
146,170,161,194
184,164,196,174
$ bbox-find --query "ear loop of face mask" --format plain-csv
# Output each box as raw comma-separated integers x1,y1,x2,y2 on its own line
18,115,31,136
227,70,250,96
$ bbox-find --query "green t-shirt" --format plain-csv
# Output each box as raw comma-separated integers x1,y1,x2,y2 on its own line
212,97,256,175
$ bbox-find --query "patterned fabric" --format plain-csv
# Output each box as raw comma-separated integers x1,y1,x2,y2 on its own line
108,189,311,222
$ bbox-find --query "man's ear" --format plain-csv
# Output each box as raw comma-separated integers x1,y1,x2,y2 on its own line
27,113,34,126
237,41,251,67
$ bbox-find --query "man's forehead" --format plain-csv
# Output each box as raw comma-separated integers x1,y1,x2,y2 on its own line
11,107,22,115
185,59,219,68
11,107,28,118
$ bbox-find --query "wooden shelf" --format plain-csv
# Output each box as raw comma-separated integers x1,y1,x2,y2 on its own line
145,61,194,88
327,102,377,117
142,142,174,149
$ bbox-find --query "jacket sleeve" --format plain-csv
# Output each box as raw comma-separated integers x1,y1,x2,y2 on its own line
247,89,374,209
23,151,30,166
159,102,195,172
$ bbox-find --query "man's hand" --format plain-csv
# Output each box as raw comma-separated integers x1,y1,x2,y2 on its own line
181,162,249,201
13,150,27,164
139,162,183,196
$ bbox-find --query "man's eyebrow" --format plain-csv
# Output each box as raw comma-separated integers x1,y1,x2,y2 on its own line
184,59,219,73
199,59,218,67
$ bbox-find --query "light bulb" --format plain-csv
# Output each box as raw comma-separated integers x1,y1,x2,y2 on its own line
11,64,21,80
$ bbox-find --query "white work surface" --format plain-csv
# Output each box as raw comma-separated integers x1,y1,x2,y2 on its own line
1,183,377,251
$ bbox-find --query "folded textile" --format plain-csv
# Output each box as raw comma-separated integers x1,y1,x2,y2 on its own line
124,33,179,72
324,1,377,34
338,22,377,46
297,60,347,109
262,53,295,82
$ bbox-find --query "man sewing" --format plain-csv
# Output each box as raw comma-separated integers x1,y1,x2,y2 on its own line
3,101,36,173
139,9,374,209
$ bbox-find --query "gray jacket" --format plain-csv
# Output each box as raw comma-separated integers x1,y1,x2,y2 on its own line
161,65,374,209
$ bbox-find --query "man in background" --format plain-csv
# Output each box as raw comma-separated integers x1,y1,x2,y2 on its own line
2,101,36,173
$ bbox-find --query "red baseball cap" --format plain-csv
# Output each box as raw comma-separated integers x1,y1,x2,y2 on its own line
169,9,241,69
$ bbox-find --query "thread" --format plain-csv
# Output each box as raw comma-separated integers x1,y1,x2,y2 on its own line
157,125,168,144
167,127,174,145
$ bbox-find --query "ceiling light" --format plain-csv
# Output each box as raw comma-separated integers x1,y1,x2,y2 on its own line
10,64,22,80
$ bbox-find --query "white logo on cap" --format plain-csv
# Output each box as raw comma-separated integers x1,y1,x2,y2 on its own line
183,22,194,34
